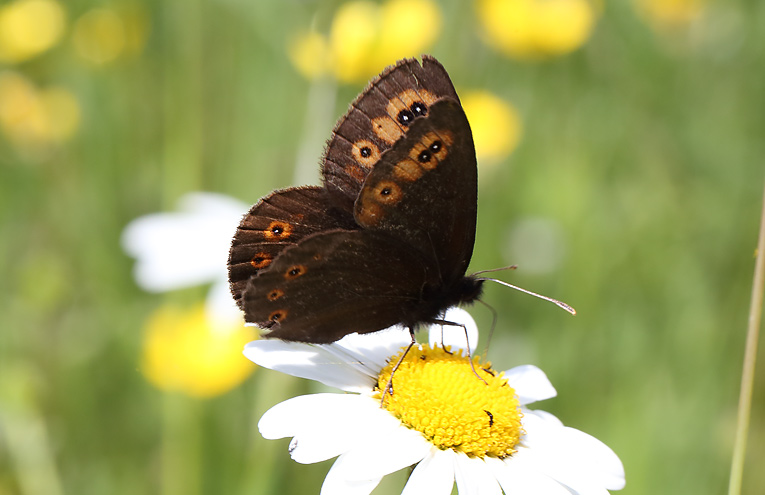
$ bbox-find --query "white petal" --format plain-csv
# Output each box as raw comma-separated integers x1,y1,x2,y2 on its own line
258,394,377,463
490,454,571,495
517,413,625,493
453,454,502,495
320,415,430,494
511,446,608,495
524,409,564,428
555,427,625,491
428,307,478,353
122,192,247,291
401,448,455,495
321,452,383,495
329,326,413,375
333,414,431,482
244,340,376,392
518,409,564,448
504,365,556,405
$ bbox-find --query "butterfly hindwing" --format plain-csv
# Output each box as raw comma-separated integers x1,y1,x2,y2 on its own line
242,230,433,342
228,186,355,308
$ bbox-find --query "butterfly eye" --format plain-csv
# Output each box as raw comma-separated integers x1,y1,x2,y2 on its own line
397,109,415,126
410,101,427,117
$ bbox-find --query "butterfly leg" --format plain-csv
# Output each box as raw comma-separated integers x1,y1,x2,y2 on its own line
380,327,416,407
429,319,488,386
437,321,453,355
475,298,498,357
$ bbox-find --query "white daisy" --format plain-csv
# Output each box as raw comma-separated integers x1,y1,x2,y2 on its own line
245,307,625,495
121,192,247,322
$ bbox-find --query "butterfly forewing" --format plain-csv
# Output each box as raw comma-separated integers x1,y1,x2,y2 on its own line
228,186,355,307
322,56,459,213
354,99,478,284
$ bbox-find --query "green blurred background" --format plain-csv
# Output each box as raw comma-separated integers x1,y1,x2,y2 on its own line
1,0,764,494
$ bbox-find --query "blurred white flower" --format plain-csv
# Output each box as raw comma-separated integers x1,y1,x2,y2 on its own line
122,192,247,322
246,307,625,494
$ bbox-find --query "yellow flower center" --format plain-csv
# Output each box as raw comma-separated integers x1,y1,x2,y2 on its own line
376,345,522,458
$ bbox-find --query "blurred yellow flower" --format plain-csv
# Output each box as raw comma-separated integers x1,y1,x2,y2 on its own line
72,8,126,65
633,0,704,30
462,91,522,165
288,31,331,81
0,71,80,150
0,0,66,63
141,304,255,398
476,0,597,59
289,0,442,83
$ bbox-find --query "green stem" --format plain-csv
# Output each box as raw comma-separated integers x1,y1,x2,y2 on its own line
161,394,202,495
728,181,765,495
292,78,338,185
161,0,204,208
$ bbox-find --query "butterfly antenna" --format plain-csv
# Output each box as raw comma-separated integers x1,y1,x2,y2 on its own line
477,277,577,315
473,265,518,276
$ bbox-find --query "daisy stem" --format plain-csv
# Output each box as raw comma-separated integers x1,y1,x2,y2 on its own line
728,181,765,495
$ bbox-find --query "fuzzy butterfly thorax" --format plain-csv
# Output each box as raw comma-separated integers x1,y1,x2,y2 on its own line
228,55,483,343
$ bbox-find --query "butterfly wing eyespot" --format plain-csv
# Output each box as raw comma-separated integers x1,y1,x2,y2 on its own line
385,89,438,126
250,252,274,269
411,101,428,117
267,288,284,301
264,220,292,240
284,264,307,279
409,131,453,170
397,109,415,126
417,149,432,164
352,140,380,167
268,310,287,323
374,181,403,204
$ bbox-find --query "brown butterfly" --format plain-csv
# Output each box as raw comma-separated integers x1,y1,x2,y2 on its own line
228,55,482,344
